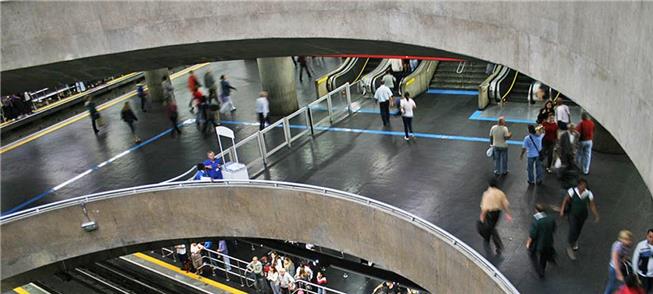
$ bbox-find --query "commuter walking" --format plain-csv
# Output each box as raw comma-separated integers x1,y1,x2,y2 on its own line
136,84,147,112
374,80,393,126
558,122,578,166
204,71,219,104
576,113,595,175
220,75,237,113
247,257,264,292
382,70,396,94
632,229,653,293
256,91,270,130
218,240,232,273
297,56,312,83
605,230,635,294
541,114,558,173
120,102,141,143
203,151,223,180
559,178,600,260
526,204,557,278
188,70,200,93
479,178,513,255
161,76,175,103
489,117,512,176
167,100,182,137
85,97,101,134
190,243,205,275
555,98,572,131
400,92,416,141
191,87,207,128
520,124,545,184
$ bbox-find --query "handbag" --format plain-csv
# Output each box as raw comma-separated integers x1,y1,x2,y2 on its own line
476,220,491,239
486,146,494,158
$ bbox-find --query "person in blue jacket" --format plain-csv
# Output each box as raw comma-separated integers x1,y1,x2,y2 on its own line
203,151,223,180
193,163,209,181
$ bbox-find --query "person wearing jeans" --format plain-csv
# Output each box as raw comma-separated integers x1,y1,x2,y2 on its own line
374,80,392,126
399,92,416,141
520,125,544,184
489,117,512,176
576,113,595,175
603,230,633,294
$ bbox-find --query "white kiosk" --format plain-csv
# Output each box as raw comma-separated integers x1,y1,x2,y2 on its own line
215,126,249,180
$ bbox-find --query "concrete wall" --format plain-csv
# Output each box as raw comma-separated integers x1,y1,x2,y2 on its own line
1,185,511,293
1,2,652,193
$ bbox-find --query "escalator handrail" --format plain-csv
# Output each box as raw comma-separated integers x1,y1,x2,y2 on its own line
492,66,511,102
328,58,358,91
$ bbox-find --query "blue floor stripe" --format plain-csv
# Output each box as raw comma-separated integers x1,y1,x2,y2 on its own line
468,110,536,124
4,118,520,216
427,88,479,96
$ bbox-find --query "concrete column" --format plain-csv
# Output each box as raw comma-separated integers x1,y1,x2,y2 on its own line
256,57,299,116
144,68,170,102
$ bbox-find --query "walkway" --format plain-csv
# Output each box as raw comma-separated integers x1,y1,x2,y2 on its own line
2,59,652,294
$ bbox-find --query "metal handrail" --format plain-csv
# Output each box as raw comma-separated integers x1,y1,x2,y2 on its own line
292,279,347,294
0,180,518,293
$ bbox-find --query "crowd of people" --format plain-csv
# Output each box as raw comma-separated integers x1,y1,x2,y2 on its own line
482,97,652,293
2,77,115,123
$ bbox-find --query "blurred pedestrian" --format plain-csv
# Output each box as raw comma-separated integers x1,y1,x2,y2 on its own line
316,272,327,294
136,84,147,112
297,56,312,83
162,76,175,103
256,91,270,130
85,96,101,134
555,98,571,131
120,102,141,143
604,230,634,294
541,114,558,173
479,178,512,255
220,75,237,113
188,70,200,93
167,100,182,137
526,204,557,278
559,178,600,260
204,71,218,104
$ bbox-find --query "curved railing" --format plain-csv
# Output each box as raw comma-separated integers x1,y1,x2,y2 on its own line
0,180,519,293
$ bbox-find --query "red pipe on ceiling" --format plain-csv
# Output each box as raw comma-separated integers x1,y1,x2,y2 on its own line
319,54,465,61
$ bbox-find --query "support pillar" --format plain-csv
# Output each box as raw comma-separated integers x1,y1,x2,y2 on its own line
144,68,170,103
257,57,299,116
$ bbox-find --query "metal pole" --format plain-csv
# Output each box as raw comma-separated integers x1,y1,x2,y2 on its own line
307,107,315,136
231,137,239,163
257,132,267,165
345,82,352,117
283,117,291,148
327,94,334,124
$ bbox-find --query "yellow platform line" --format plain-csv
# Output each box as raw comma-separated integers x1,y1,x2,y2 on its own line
132,252,247,294
13,287,29,294
0,63,209,154
0,72,141,129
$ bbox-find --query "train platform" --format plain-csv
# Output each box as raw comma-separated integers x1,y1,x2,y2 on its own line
1,59,651,293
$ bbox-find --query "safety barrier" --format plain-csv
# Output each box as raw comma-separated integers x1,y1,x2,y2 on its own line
0,180,519,293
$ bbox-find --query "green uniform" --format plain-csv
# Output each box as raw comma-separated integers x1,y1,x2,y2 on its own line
529,211,557,277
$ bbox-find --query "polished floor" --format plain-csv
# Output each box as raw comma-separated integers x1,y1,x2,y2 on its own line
2,59,652,293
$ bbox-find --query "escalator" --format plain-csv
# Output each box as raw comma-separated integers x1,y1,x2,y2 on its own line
429,60,492,90
315,58,383,98
503,72,533,103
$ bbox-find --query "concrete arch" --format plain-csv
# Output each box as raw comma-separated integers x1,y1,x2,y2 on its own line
0,182,516,293
2,1,652,194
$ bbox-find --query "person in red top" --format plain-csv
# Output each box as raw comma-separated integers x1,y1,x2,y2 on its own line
187,70,200,93
576,113,595,175
541,114,558,173
316,272,327,294
190,88,206,128
616,273,645,294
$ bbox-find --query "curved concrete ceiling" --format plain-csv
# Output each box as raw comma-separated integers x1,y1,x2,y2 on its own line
0,183,515,293
2,1,652,195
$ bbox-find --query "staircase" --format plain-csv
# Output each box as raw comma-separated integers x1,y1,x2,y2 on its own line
430,61,491,90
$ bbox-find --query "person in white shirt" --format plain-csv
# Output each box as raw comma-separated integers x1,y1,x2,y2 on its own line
632,229,653,292
374,80,393,126
555,98,571,131
267,266,282,294
278,268,295,294
175,244,188,270
255,91,270,130
399,92,417,140
382,70,396,93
